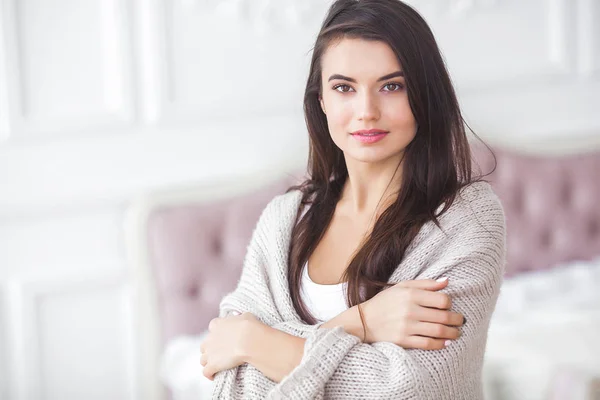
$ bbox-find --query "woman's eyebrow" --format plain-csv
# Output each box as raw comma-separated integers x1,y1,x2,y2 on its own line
328,71,404,83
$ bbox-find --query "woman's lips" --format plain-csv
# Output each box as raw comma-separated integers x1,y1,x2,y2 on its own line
351,131,388,144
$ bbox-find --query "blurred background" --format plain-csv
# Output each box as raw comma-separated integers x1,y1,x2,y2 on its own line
0,0,599,399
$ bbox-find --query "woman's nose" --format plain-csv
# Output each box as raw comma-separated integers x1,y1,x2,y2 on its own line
356,93,380,121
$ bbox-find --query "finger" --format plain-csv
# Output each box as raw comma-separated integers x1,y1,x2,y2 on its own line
203,366,215,380
410,321,461,340
395,278,449,291
415,306,464,326
409,289,452,309
403,335,450,351
208,318,220,331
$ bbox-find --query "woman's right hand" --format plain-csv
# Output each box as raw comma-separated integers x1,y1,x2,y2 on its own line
360,278,465,350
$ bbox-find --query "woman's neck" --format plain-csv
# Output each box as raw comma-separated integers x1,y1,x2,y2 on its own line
338,153,404,219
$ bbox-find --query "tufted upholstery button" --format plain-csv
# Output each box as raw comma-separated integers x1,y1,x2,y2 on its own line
510,188,524,215
187,285,199,298
539,230,552,249
213,237,223,255
559,180,572,207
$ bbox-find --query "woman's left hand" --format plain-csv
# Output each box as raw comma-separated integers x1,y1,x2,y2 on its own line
199,312,260,380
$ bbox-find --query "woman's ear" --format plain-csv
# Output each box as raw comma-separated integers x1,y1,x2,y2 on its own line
319,96,326,114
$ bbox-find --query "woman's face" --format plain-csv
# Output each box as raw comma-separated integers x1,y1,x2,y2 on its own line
319,38,417,165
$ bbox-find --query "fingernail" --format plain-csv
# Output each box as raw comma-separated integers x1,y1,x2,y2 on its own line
444,340,452,347
231,310,241,316
436,277,448,282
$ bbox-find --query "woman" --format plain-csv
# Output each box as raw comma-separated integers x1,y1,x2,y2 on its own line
200,0,505,398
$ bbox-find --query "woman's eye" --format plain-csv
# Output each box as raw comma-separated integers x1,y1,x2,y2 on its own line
333,84,353,93
332,83,404,93
383,83,404,92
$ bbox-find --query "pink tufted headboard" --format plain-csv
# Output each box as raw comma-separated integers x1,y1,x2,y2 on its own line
145,176,304,346
143,146,600,348
474,147,600,276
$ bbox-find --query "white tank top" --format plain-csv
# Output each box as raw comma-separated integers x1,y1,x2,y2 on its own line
297,202,349,322
300,260,349,323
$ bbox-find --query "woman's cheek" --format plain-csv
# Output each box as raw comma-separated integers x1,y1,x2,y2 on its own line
325,109,347,137
331,106,354,132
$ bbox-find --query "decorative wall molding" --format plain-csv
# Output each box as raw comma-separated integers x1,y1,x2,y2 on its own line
547,0,577,74
0,285,9,400
0,116,310,220
136,0,171,124
180,0,329,31
441,0,580,91
137,0,313,125
5,272,135,400
0,0,22,144
0,4,9,142
181,0,502,28
576,0,600,75
1,0,136,144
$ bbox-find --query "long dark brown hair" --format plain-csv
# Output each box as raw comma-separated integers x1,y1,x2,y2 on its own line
287,0,492,324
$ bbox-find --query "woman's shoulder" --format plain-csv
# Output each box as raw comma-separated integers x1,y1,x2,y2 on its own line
266,189,303,212
408,181,507,275
458,180,500,202
445,181,504,221
246,190,304,249
256,189,304,226
435,181,506,240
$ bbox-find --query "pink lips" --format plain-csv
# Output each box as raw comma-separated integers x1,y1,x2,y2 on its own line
351,129,389,144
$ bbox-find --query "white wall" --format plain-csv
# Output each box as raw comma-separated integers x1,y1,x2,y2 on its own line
0,0,598,399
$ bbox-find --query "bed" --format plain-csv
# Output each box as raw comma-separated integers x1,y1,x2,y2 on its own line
125,139,600,400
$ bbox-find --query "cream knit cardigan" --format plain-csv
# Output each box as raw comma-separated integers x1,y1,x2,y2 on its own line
212,181,506,399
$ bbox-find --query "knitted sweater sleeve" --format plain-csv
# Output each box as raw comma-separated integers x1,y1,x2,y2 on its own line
215,196,318,335
211,194,320,399
268,189,506,400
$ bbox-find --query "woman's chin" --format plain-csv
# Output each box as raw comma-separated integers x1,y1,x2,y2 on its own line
344,149,400,165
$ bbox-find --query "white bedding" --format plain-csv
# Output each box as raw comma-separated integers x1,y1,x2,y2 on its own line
161,257,600,400
483,257,600,400
160,331,214,400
